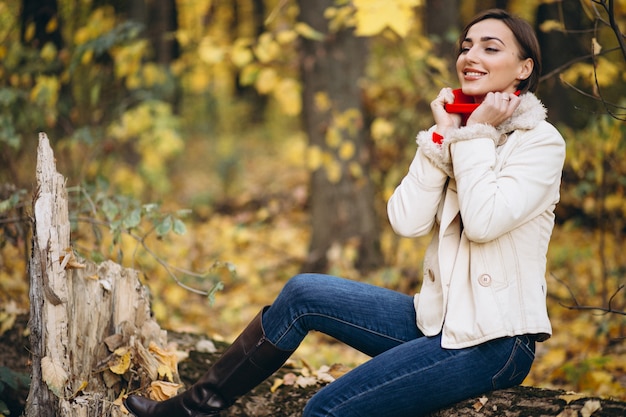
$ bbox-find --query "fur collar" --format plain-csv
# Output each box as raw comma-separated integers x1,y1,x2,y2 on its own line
416,92,548,177
497,92,547,134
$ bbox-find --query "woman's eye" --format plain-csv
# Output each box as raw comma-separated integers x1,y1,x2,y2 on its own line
485,47,499,53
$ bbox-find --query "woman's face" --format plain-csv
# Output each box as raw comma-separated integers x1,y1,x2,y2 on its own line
456,19,533,102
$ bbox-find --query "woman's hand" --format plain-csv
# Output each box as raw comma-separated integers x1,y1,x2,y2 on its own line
431,88,461,134
466,91,520,127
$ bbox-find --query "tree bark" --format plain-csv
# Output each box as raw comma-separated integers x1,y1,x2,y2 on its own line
297,0,383,272
25,133,175,417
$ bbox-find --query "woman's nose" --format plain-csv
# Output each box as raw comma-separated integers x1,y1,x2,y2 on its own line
464,46,478,62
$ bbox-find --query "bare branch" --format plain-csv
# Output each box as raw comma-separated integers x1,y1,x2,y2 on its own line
551,273,626,316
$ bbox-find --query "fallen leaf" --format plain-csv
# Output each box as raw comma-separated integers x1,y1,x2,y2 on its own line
295,375,318,388
581,399,601,417
41,356,68,398
327,363,351,379
149,380,182,401
282,372,297,386
270,378,283,393
559,392,587,404
110,350,131,375
473,396,488,412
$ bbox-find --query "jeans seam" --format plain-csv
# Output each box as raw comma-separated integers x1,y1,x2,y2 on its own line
273,312,409,347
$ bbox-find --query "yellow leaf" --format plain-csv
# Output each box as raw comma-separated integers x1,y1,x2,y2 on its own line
149,381,182,401
254,32,280,63
270,378,284,393
324,157,342,183
325,127,342,148
339,141,355,160
558,392,587,404
198,37,224,64
314,92,332,112
353,0,420,37
371,118,394,141
307,145,323,171
349,161,363,178
255,67,278,94
110,350,131,375
46,16,58,33
539,19,564,33
274,78,302,116
41,356,68,398
276,29,298,45
294,22,325,41
231,45,253,68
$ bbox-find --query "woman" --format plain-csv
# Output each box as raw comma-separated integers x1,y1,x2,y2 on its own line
125,8,565,417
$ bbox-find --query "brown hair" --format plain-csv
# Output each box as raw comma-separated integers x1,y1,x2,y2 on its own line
458,9,542,93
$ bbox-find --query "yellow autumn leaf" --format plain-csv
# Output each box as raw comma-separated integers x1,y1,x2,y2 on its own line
353,0,420,37
371,118,394,141
339,141,355,160
276,29,298,45
149,381,182,401
595,57,620,87
149,341,179,372
325,127,342,148
539,19,564,33
274,78,301,116
349,161,363,179
307,145,323,171
110,349,132,375
314,92,332,112
230,40,254,68
270,377,284,393
198,37,224,64
46,16,58,33
324,157,342,183
254,32,280,63
41,356,68,398
40,42,57,63
294,22,325,41
255,67,278,94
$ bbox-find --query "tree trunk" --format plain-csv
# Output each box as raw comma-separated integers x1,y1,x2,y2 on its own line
25,133,175,417
297,0,383,272
425,0,460,62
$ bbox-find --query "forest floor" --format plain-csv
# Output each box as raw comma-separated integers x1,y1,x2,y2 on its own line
2,313,626,417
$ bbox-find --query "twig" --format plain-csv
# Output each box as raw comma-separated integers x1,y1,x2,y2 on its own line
551,273,626,316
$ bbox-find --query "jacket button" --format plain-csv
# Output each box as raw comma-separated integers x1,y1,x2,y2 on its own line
478,274,492,287
426,269,436,282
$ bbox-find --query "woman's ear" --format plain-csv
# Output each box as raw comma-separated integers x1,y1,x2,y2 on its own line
518,58,534,80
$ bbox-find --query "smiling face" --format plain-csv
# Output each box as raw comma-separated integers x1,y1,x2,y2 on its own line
456,19,533,103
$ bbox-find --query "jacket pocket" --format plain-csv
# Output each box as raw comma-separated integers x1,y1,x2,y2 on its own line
491,336,535,389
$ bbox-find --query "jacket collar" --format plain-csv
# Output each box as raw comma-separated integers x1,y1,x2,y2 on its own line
497,92,547,134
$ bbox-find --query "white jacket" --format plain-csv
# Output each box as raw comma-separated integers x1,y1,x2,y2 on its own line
387,93,566,349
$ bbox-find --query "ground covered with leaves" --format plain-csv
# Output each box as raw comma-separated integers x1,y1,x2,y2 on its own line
3,314,625,417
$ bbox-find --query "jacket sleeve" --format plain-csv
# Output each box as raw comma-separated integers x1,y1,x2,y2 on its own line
387,131,449,237
451,121,565,242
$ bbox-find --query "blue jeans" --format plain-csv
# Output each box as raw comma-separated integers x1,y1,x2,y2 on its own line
262,273,535,417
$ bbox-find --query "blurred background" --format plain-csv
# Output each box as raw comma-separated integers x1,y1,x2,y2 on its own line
0,0,625,404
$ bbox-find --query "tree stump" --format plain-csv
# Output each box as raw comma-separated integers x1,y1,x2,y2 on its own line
25,133,176,417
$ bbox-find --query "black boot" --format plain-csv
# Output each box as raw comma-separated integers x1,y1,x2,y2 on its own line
124,307,293,417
